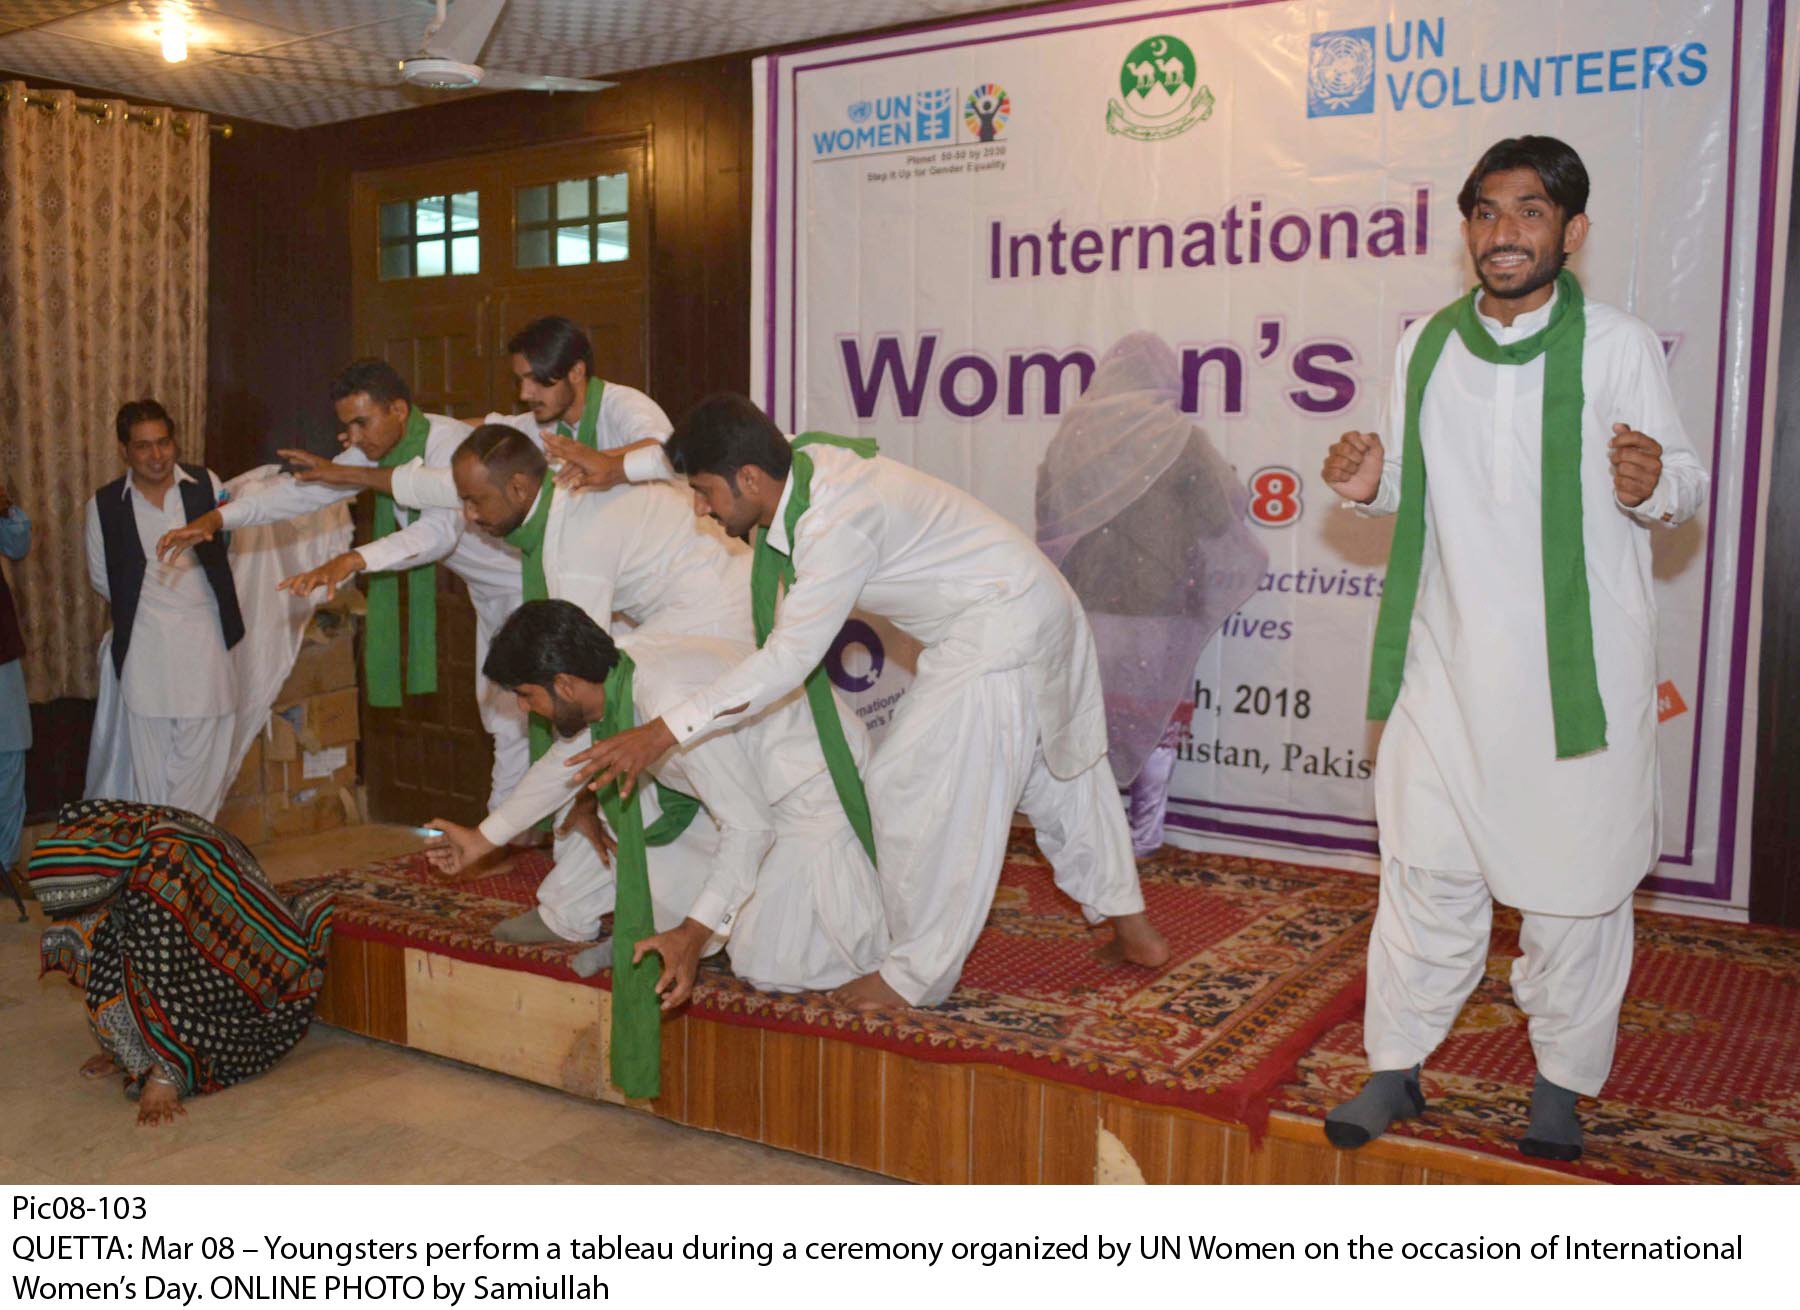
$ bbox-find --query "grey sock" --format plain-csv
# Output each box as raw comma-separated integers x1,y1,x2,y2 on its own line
1324,1065,1425,1150
569,938,614,978
1520,1072,1584,1161
492,907,566,944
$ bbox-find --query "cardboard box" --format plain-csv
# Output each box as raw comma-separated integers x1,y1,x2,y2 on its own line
215,795,267,845
276,630,356,704
269,790,337,840
297,687,359,751
265,711,301,763
225,736,264,800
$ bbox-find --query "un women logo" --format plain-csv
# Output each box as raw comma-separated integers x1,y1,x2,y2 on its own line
1307,28,1376,118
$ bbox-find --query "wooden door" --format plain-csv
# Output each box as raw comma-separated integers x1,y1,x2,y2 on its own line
350,134,652,825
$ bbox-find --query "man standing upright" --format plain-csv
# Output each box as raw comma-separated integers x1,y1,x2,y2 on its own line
85,400,244,815
1319,137,1707,1161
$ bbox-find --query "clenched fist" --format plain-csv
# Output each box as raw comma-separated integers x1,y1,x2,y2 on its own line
1322,431,1386,505
1609,424,1663,509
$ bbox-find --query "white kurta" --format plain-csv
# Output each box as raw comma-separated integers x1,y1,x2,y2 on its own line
482,377,675,483
1364,288,1708,915
397,468,753,645
476,631,887,991
84,467,238,812
659,447,1143,1006
219,414,534,808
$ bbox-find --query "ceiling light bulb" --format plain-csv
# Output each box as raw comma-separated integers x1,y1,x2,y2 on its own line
160,22,188,63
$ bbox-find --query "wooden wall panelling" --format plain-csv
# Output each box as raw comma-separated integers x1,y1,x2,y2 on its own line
968,1067,1042,1184
819,1043,886,1174
881,1058,972,1185
761,1029,824,1158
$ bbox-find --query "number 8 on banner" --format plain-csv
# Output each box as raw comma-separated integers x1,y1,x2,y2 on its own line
1248,465,1304,527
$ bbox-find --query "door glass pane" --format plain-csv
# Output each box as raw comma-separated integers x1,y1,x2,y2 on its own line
449,191,479,231
450,235,480,275
516,228,550,268
595,172,628,215
379,200,410,238
416,239,447,277
555,177,590,219
516,184,549,224
555,224,591,266
595,220,629,263
415,195,447,236
379,243,411,279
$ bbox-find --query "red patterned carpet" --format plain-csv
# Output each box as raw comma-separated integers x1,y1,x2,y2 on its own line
293,833,1376,1131
296,840,1800,1182
1272,909,1800,1184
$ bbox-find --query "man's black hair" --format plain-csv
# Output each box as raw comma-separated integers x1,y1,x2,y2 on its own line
483,599,620,690
665,393,793,484
1457,135,1589,219
454,423,548,484
115,398,174,446
506,315,594,385
330,358,412,408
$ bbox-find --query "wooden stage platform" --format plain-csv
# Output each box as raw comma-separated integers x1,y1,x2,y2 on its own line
314,933,1582,1186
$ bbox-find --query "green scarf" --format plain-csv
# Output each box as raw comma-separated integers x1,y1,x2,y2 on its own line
589,649,660,1099
503,471,558,762
750,432,880,863
363,408,437,708
553,378,604,448
1367,269,1606,758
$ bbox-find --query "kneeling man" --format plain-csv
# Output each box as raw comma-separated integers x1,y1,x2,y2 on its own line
426,599,887,1006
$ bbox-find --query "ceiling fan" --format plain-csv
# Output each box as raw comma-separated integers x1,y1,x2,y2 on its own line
216,0,615,96
400,0,614,92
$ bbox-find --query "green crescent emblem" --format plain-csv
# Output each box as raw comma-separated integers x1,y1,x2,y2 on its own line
1108,33,1214,141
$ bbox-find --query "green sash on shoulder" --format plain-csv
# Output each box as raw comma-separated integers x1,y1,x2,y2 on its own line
1366,269,1606,759
503,472,558,762
553,379,604,448
363,408,437,708
589,649,659,1099
750,432,880,863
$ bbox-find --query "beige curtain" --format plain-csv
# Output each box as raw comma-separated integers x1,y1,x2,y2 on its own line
0,83,210,700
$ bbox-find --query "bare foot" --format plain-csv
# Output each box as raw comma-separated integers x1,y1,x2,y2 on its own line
1094,912,1171,969
136,1076,186,1127
79,1053,119,1080
828,971,911,1013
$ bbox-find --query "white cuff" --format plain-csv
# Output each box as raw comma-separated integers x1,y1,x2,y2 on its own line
1617,481,1676,526
217,500,249,530
392,461,460,511
478,812,524,847
685,889,735,937
663,697,712,745
624,444,675,483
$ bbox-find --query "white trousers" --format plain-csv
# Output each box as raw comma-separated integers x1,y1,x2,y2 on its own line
124,712,237,819
1364,855,1635,1096
534,793,721,944
869,662,1145,1007
726,771,889,993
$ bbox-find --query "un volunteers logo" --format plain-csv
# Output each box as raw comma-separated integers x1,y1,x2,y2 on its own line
1107,34,1214,141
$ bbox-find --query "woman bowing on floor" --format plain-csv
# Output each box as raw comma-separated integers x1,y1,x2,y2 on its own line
29,800,334,1126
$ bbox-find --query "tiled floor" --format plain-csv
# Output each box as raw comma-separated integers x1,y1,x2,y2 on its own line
0,824,883,1185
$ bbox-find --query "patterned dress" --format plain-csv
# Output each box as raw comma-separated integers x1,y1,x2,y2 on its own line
30,800,333,1097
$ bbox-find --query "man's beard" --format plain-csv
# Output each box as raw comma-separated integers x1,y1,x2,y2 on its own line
1477,245,1565,301
549,694,589,739
489,503,530,537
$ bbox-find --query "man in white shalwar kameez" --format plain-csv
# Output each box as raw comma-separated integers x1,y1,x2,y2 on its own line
1320,137,1707,1161
424,599,887,1002
572,395,1170,1011
85,400,242,815
154,360,543,811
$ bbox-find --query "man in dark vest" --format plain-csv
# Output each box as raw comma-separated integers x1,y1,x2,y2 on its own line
83,399,244,816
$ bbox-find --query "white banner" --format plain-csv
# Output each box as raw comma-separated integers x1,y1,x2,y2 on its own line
754,0,1794,912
